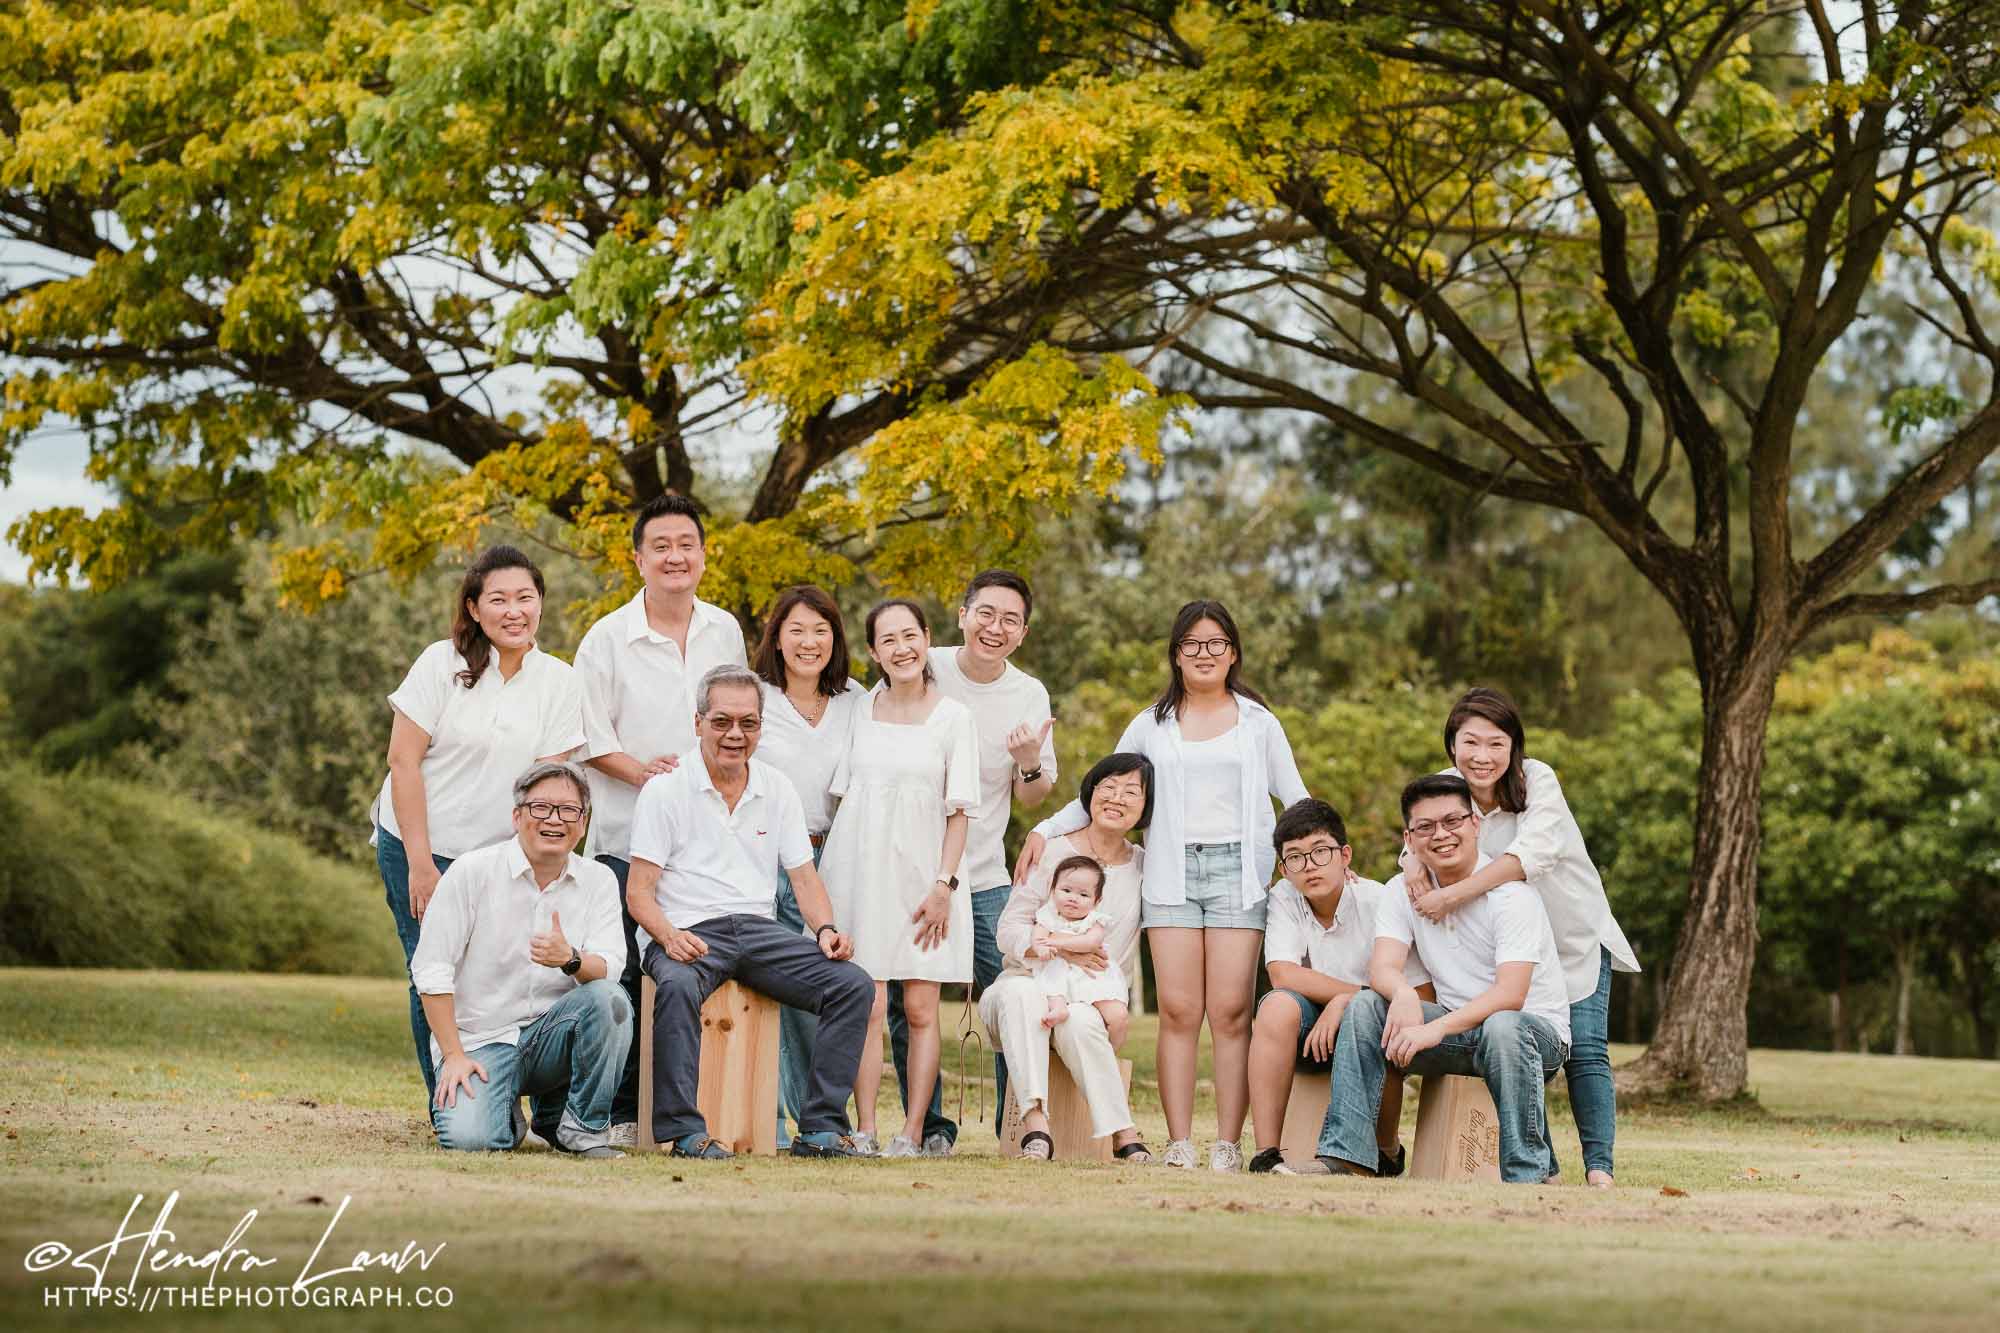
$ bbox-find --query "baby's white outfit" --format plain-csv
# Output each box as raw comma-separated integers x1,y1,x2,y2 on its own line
1030,902,1129,1006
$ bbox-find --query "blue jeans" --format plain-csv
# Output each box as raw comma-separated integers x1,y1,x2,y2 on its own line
887,882,1011,1144
1142,842,1269,930
773,851,825,1148
1320,990,1567,1183
432,979,632,1152
375,826,452,1105
593,854,642,1124
1561,947,1616,1177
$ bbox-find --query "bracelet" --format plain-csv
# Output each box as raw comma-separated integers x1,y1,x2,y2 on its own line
1017,765,1044,783
815,923,839,941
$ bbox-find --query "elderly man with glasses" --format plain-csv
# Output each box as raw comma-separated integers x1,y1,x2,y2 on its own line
1313,773,1572,1182
411,760,633,1158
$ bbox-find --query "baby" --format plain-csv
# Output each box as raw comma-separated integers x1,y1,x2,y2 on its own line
1028,855,1129,1031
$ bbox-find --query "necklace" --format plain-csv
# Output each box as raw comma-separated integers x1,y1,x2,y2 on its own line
1081,828,1131,867
789,687,827,727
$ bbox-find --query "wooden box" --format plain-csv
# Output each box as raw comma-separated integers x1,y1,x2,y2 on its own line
1408,1073,1502,1182
637,977,781,1155
1278,1070,1333,1166
998,1055,1135,1162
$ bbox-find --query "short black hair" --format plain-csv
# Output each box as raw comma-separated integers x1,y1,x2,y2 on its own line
961,569,1033,624
1400,773,1474,826
1079,752,1154,832
632,492,706,549
1272,798,1348,858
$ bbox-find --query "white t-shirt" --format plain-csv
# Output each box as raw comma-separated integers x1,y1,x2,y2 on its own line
755,679,865,835
929,648,1057,891
1263,877,1429,989
1180,728,1244,843
408,838,627,1066
1376,863,1571,1046
627,755,814,948
574,592,747,859
374,641,586,859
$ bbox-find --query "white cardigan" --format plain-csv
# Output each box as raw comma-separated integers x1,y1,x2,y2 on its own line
1034,695,1308,910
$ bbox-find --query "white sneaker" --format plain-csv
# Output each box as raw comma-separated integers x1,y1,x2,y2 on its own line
607,1121,637,1150
921,1132,954,1158
882,1135,922,1158
1210,1140,1244,1172
847,1130,881,1156
1162,1138,1197,1169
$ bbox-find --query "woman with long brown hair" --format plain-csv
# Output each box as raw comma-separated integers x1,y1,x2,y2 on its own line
372,545,585,1106
1016,599,1308,1171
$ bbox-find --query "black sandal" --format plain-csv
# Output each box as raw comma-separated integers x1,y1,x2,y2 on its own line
1018,1130,1054,1160
1114,1140,1153,1162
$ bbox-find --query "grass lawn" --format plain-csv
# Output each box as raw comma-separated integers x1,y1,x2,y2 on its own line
2,968,1996,1331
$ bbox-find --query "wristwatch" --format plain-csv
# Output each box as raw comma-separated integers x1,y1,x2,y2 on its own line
934,874,959,891
560,947,582,976
1017,765,1044,783
815,924,840,943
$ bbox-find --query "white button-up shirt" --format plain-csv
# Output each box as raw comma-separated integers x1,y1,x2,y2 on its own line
1264,876,1429,989
408,838,628,1065
1378,857,1571,1047
627,755,815,948
574,592,747,859
373,641,586,859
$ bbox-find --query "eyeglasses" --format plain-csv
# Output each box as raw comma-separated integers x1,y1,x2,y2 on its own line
1176,637,1233,658
1280,844,1341,873
1406,811,1472,840
969,605,1025,632
705,716,761,735
520,800,586,824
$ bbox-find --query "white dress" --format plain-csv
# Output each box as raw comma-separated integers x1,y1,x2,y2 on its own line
1030,903,1128,1005
819,686,980,982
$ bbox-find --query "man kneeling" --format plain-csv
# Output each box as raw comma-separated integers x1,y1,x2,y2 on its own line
627,666,875,1160
415,761,633,1158
1317,774,1570,1182
1248,799,1432,1175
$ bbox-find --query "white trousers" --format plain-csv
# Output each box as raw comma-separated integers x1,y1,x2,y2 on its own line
980,973,1135,1139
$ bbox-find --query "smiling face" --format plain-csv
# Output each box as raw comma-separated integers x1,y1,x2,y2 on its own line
695,682,763,780
868,604,930,685
1278,829,1352,906
1405,793,1480,882
1175,616,1237,693
633,512,706,602
778,602,835,688
1086,769,1146,836
1050,868,1101,921
1451,714,1514,804
511,774,586,860
957,584,1028,670
468,565,542,654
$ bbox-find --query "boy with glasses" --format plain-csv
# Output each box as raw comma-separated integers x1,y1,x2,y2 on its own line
1315,774,1570,1181
1247,800,1432,1174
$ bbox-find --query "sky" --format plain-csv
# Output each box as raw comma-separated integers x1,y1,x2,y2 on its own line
0,432,110,584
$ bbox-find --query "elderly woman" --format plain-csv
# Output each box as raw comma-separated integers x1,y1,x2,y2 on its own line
981,753,1155,1161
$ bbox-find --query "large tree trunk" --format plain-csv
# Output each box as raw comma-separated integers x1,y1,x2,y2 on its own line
1892,938,1916,1057
1827,991,1844,1053
1619,663,1779,1099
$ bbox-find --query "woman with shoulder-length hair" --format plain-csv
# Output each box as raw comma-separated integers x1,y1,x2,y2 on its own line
982,752,1155,1161
1405,686,1640,1188
372,544,586,1106
750,584,866,1148
816,598,979,1157
1016,599,1308,1172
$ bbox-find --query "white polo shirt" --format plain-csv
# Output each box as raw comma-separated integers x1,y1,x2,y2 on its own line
930,648,1057,892
1377,860,1571,1046
574,592,747,859
627,755,815,947
373,641,586,859
1263,876,1429,989
756,679,866,835
408,838,627,1065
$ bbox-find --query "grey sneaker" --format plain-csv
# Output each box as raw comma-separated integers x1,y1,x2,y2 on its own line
847,1130,881,1157
882,1134,922,1158
921,1132,954,1158
1209,1140,1244,1173
1162,1138,1197,1169
607,1121,638,1150
510,1101,551,1151
1271,1156,1332,1176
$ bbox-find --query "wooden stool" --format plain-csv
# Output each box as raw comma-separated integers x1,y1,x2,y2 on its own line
636,976,780,1155
999,1055,1135,1162
1408,1073,1501,1182
1278,1070,1332,1166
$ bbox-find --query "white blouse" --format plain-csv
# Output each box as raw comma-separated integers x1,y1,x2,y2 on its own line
755,679,865,835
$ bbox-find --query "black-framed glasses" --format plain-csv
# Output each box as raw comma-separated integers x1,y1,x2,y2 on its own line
1176,637,1233,658
1407,811,1472,840
1280,844,1341,873
520,800,586,824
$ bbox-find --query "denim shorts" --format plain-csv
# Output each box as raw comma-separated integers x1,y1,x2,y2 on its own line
1258,987,1331,1072
1141,841,1269,931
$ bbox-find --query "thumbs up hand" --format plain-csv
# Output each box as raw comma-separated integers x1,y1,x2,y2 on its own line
529,908,572,967
1007,717,1054,771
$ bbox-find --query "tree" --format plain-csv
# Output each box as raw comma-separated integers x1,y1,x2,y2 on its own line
743,2,2000,1096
